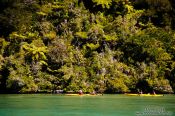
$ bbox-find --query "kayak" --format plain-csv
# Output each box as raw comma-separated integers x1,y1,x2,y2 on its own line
126,94,163,97
65,94,102,96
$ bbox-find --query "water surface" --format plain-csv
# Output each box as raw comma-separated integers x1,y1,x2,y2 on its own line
0,94,174,116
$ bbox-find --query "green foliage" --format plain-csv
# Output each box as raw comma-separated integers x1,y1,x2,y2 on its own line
92,0,112,8
21,40,48,62
75,32,88,39
0,0,175,94
0,38,9,55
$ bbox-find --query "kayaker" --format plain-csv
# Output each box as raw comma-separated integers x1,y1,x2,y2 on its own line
137,89,143,95
140,90,143,94
79,90,83,95
91,90,96,95
153,90,156,95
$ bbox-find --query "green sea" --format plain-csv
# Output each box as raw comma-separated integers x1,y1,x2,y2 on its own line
0,94,174,116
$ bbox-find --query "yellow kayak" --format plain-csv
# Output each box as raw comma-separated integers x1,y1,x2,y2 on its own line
126,94,163,97
65,94,102,96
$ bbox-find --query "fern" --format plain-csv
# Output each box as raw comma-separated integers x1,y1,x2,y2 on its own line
86,43,100,50
92,0,112,8
22,43,48,61
75,32,88,39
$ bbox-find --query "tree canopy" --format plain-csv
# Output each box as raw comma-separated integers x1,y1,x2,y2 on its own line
0,0,175,94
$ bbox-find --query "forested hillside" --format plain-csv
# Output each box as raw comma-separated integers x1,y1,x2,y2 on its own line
0,0,175,94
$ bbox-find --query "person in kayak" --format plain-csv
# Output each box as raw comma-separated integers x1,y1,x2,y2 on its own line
138,89,143,95
153,90,156,95
79,90,83,95
90,90,96,95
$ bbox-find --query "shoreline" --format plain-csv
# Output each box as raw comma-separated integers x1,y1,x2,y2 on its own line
0,92,174,95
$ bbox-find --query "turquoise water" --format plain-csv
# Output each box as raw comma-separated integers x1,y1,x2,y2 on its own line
0,94,174,116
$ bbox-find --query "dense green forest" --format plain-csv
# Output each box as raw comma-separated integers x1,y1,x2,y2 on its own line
0,0,175,94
